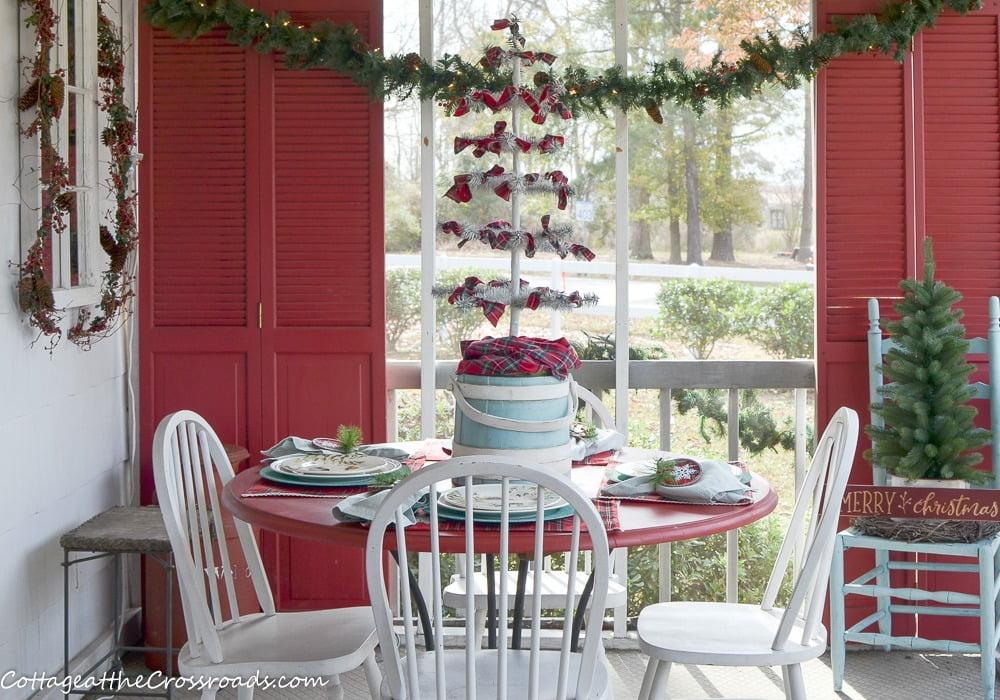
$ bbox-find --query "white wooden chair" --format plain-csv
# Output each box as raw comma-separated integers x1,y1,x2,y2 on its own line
442,384,626,648
635,406,859,700
153,410,381,699
365,455,614,699
829,297,1000,700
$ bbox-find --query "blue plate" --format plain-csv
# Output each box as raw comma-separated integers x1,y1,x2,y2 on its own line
259,464,401,488
434,502,575,524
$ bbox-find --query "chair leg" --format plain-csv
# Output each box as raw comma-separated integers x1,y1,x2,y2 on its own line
782,663,805,700
363,652,383,699
200,685,220,700
978,542,997,700
637,658,671,700
236,685,254,700
323,675,344,700
830,534,847,690
473,607,488,648
874,548,892,650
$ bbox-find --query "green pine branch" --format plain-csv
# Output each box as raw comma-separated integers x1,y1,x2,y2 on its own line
143,0,984,116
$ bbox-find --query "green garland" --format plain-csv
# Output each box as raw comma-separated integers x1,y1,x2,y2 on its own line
144,0,982,114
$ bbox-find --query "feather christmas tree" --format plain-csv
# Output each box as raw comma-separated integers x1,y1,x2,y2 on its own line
433,17,598,337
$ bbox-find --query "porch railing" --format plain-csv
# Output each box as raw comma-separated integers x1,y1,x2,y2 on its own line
386,358,816,633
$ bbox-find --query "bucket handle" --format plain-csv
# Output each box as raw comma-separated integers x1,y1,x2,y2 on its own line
451,380,578,433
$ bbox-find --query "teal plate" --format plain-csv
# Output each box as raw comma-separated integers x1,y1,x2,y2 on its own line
434,502,575,524
259,464,401,488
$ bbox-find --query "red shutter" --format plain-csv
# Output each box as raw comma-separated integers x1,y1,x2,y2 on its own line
818,49,908,344
139,26,259,493
141,0,384,612
920,14,1000,334
816,0,1000,643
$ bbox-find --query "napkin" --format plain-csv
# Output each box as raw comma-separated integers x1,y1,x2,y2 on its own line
569,427,626,462
601,458,753,505
263,436,410,461
332,489,429,527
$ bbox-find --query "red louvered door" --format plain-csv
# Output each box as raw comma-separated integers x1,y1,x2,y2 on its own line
139,0,384,610
816,0,1000,641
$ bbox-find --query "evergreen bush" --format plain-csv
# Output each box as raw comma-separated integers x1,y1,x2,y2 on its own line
654,278,747,359
741,283,814,359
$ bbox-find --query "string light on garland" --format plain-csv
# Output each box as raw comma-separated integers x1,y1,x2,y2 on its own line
143,0,982,116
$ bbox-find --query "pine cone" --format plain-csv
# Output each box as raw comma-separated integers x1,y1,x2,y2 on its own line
533,71,550,87
100,225,116,255
55,191,75,211
19,79,40,112
48,75,65,119
693,84,710,100
18,274,54,311
101,127,115,147
109,245,128,275
404,52,422,72
645,103,664,124
749,53,773,75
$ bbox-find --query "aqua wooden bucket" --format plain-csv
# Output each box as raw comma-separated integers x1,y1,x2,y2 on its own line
451,374,576,475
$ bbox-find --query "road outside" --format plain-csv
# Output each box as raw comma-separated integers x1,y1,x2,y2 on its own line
386,254,814,318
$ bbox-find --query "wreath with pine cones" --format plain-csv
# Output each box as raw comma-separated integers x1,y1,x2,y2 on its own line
17,0,137,349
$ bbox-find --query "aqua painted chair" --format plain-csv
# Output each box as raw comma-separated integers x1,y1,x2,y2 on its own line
829,296,1000,700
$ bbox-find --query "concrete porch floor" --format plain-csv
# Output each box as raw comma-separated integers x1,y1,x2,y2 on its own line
112,642,992,699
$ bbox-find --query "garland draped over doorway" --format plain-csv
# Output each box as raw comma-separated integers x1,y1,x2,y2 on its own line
143,0,981,113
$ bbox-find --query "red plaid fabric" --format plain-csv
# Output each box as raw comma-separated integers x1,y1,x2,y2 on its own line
242,483,368,498
458,335,581,380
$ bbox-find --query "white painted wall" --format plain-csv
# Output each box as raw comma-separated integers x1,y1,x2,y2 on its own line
1,4,131,696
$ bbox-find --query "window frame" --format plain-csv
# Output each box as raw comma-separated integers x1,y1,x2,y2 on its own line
19,0,124,311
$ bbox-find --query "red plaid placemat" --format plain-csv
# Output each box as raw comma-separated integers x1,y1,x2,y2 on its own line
572,450,616,467
242,483,368,498
242,456,429,498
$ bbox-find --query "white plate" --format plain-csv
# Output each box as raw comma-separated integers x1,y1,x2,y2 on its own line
271,453,401,477
614,460,658,478
312,437,341,451
439,484,567,514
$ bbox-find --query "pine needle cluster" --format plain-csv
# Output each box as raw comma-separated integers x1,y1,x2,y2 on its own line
865,238,991,483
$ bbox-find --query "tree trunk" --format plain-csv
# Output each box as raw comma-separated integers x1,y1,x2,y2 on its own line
667,143,683,263
669,216,682,263
797,85,814,263
710,111,735,262
683,112,703,265
631,186,653,259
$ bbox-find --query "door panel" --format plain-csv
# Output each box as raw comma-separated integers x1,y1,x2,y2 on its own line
272,351,371,438
141,0,383,610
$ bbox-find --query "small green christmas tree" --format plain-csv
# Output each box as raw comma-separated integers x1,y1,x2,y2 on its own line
865,237,991,483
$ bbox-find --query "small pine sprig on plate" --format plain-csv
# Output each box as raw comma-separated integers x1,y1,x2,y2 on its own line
334,424,364,454
368,466,411,491
654,457,682,485
570,414,598,440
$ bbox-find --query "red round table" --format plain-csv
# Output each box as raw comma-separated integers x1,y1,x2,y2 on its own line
222,463,778,553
